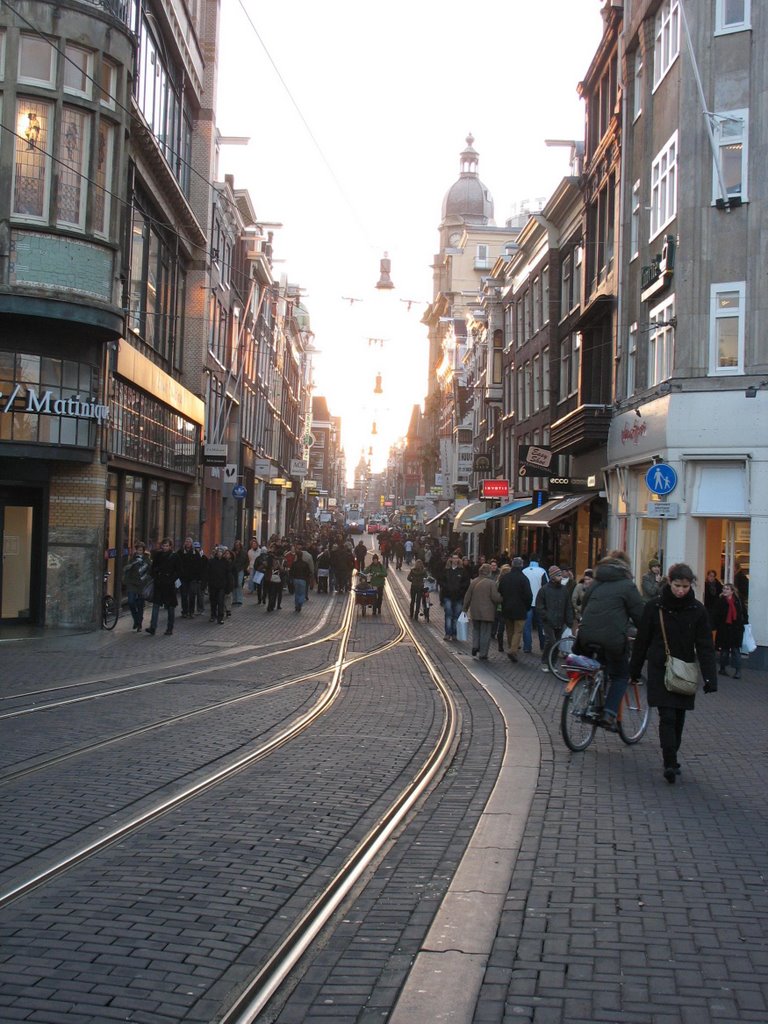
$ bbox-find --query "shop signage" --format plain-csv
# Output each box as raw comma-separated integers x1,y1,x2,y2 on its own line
254,458,273,477
646,501,679,519
232,484,247,499
203,443,227,466
548,476,590,492
302,432,316,447
290,458,308,477
480,479,510,499
518,445,553,476
473,453,492,472
1,385,110,423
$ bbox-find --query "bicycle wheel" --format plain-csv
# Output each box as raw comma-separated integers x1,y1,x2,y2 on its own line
548,634,576,681
561,676,598,752
102,595,119,630
618,679,649,744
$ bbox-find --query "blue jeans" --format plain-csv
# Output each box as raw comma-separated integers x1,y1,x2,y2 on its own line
523,608,546,652
232,570,244,604
443,596,463,637
150,601,175,632
604,648,630,717
293,578,308,610
127,590,145,628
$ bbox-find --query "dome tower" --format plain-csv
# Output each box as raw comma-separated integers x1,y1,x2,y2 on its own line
440,134,495,248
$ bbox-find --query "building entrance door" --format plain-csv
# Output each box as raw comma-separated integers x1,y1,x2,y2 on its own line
0,488,43,622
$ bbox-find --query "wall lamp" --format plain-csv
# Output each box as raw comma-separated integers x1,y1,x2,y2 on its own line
745,380,768,398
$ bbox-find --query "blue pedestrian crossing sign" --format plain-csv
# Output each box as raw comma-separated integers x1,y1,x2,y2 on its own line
645,463,678,496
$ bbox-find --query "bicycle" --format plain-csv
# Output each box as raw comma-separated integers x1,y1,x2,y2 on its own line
548,631,577,680
560,650,649,751
102,572,119,630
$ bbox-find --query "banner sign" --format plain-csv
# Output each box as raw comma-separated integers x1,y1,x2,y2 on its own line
480,479,510,499
518,444,554,477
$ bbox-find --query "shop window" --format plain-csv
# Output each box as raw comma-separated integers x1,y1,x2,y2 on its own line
692,462,748,516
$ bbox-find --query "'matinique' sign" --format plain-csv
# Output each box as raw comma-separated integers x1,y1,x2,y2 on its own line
0,385,110,423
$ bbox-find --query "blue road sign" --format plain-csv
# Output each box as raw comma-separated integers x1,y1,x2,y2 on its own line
232,484,247,499
645,463,678,496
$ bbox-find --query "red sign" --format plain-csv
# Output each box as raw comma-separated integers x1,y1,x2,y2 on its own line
480,479,509,499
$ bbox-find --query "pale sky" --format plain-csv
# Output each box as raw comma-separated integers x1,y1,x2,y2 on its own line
215,1,605,483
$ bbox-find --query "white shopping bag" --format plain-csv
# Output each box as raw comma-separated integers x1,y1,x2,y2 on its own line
456,611,469,643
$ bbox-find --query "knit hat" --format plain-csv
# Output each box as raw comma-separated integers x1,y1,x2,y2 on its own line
649,558,660,569
548,565,562,580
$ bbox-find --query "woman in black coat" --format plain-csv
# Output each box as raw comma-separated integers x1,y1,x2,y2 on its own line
711,583,745,678
629,563,718,784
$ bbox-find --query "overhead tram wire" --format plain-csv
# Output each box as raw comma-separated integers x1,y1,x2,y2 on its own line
234,0,379,254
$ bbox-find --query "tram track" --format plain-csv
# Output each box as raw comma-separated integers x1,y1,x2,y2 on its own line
0,567,467,1024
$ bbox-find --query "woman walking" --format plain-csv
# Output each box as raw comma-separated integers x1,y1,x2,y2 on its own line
122,541,151,632
712,582,746,678
231,540,248,605
629,563,717,784
367,553,387,615
462,563,502,660
407,559,429,620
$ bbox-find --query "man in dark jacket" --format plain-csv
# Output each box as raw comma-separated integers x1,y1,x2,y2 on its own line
146,538,182,635
439,552,471,641
578,551,645,728
536,566,575,671
290,546,312,612
497,557,533,661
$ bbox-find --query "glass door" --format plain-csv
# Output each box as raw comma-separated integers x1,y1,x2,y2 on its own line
1,488,42,622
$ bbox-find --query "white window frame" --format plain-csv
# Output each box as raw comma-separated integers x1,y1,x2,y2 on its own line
633,49,643,121
63,44,94,99
711,109,748,204
648,295,676,386
715,0,750,34
542,266,550,325
18,34,56,87
0,29,6,80
560,254,571,321
12,98,53,223
653,0,680,91
100,58,118,110
532,353,541,412
573,245,582,309
650,131,678,241
630,181,641,260
709,282,745,375
627,323,638,396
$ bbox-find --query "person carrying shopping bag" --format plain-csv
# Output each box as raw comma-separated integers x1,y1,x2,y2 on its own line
462,563,502,660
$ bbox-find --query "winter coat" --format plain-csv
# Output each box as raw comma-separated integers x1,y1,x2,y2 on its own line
207,553,233,592
440,564,471,601
641,569,663,602
150,549,182,607
367,562,388,589
578,557,645,656
407,566,429,594
463,576,502,622
178,546,202,583
629,585,717,709
232,546,249,574
711,593,745,651
290,556,312,583
497,568,533,621
522,562,548,608
535,579,574,632
122,552,151,593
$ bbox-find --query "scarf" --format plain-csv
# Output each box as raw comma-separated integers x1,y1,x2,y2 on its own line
724,594,737,625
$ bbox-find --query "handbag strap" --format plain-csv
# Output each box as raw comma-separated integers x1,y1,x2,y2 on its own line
658,608,672,658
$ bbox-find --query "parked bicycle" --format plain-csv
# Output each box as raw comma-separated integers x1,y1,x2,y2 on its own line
560,649,648,751
102,571,119,630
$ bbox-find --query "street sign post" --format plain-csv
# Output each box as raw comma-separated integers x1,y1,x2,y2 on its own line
645,463,678,495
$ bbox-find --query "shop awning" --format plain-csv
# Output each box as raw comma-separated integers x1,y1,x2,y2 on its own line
517,492,597,528
425,506,453,526
452,500,487,532
468,498,533,523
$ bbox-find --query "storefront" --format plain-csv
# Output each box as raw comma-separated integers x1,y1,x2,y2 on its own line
606,394,765,667
106,341,203,598
466,497,533,558
1,341,108,627
516,492,604,573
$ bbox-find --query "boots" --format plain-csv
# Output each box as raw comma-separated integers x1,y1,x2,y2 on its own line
662,750,677,784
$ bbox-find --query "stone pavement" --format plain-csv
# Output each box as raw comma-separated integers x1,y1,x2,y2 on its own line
2,579,767,1024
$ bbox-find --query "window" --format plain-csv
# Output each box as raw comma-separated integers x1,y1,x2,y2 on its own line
648,295,675,385
0,29,6,79
492,329,503,385
715,0,750,33
712,110,748,203
542,267,550,325
560,332,581,398
128,195,184,362
18,34,56,86
93,122,116,236
627,323,638,396
532,353,541,412
523,361,532,419
560,255,571,320
63,45,93,98
12,100,53,221
630,181,641,260
99,57,118,109
653,0,680,91
522,291,530,342
57,107,90,228
573,245,582,308
532,276,541,333
633,49,643,120
710,283,744,374
650,132,678,239
475,244,490,269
